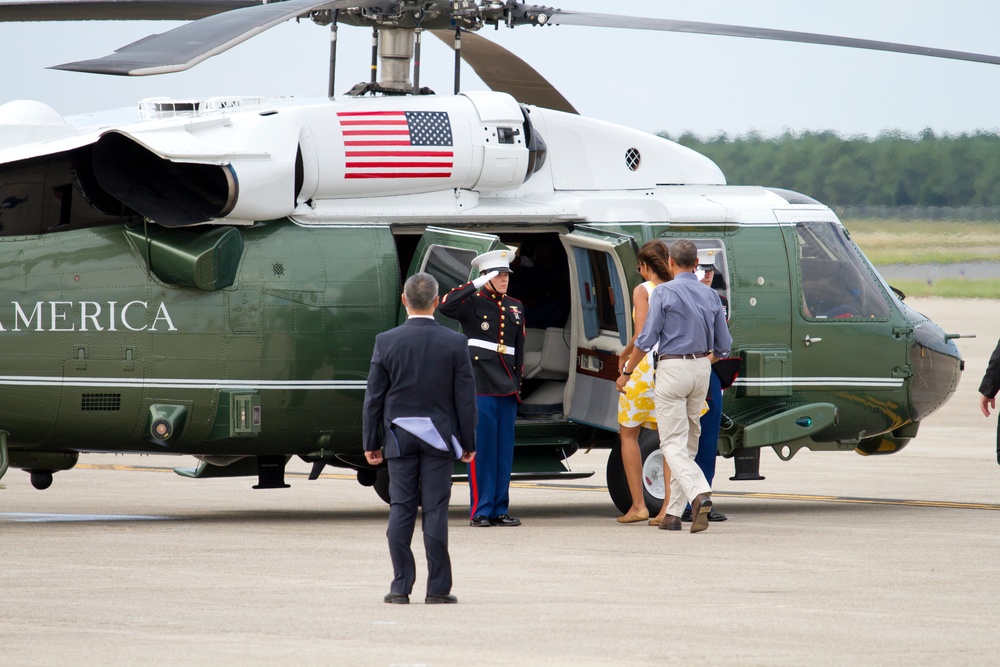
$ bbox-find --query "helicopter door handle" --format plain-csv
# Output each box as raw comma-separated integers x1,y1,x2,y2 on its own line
803,335,822,347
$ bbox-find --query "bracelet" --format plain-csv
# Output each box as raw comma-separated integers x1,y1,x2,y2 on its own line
621,368,632,376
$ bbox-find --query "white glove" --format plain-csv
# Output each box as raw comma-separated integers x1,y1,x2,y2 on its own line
472,270,500,289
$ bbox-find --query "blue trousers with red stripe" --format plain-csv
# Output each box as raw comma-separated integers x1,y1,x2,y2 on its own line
469,394,517,519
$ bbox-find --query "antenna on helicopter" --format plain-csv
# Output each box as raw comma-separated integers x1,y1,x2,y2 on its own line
369,27,378,88
412,10,424,95
451,27,462,95
331,9,339,97
307,6,341,97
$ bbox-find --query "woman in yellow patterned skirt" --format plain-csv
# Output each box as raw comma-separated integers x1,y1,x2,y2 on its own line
615,240,671,524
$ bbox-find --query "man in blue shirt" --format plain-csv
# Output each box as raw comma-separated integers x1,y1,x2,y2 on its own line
616,239,732,533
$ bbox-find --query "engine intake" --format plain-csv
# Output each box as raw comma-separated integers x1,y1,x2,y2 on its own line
92,132,237,227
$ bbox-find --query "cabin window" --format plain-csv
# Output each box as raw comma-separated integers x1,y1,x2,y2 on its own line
573,247,625,343
687,239,731,320
795,221,890,320
421,244,477,296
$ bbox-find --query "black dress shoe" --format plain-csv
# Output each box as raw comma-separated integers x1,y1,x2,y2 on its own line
684,506,727,522
384,593,409,604
490,514,521,526
425,594,458,604
470,515,492,527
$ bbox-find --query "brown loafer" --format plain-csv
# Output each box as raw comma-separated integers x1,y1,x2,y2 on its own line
617,508,649,524
690,493,713,533
658,515,682,531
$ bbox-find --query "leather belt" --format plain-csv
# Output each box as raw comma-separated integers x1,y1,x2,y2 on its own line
658,352,708,360
469,339,516,356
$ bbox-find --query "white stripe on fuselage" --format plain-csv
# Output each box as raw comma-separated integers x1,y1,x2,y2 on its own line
733,377,903,388
0,375,900,390
0,376,367,390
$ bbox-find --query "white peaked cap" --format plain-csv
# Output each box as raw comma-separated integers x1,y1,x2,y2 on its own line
471,246,517,274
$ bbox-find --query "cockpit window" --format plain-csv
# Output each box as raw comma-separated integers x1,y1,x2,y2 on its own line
795,221,890,320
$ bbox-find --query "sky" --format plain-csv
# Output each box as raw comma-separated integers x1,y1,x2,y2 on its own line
2,0,1000,138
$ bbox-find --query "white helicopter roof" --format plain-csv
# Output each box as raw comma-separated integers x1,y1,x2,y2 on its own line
0,92,835,229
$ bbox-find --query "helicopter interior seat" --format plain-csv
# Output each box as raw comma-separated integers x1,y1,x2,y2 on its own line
522,326,571,381
518,326,572,418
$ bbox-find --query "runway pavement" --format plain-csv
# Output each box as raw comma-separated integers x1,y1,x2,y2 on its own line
2,297,1000,667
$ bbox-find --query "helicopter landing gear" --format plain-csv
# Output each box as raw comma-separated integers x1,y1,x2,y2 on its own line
606,429,664,515
29,469,53,490
356,468,377,487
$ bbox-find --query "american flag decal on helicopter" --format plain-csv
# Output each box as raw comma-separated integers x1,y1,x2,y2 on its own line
337,110,454,179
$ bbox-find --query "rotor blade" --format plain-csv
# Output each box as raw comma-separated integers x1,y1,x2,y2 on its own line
0,0,259,21
430,29,577,114
546,11,1000,67
49,0,374,75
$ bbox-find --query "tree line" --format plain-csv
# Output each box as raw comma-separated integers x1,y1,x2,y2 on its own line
665,130,1000,208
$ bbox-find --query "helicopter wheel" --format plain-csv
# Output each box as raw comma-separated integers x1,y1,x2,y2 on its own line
29,469,54,490
373,468,391,505
605,429,665,516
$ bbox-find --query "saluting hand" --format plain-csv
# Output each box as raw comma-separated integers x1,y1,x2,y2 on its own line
472,270,500,289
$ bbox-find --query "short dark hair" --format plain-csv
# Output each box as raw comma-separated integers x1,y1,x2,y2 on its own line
669,239,698,269
404,272,438,311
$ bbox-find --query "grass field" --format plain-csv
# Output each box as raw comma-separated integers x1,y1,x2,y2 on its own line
887,278,1000,299
839,219,1000,298
846,219,1000,265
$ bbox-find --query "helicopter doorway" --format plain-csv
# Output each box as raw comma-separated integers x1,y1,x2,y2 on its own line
401,226,506,327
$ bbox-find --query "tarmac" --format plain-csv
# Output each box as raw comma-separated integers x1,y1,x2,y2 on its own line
2,297,1000,667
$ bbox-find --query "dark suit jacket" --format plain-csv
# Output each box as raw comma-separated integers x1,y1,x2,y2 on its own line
981,337,1000,399
362,317,477,458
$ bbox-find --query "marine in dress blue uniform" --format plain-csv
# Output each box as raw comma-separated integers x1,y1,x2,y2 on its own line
438,248,526,527
691,252,728,522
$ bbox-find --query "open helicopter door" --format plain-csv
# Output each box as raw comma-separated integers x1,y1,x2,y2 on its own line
559,227,641,431
402,226,506,326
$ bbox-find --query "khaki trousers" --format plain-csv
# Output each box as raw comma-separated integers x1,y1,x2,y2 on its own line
654,357,712,517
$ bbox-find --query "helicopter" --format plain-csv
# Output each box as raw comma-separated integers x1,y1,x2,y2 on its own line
0,1,986,514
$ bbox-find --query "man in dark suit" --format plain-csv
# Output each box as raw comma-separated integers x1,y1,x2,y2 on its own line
363,272,477,605
979,337,1000,464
